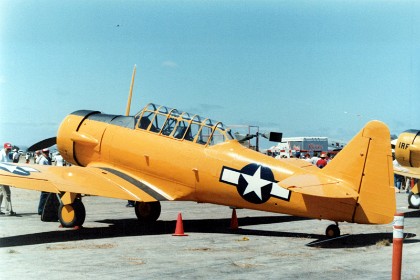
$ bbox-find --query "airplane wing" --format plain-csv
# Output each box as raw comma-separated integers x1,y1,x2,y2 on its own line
279,173,359,198
393,166,420,180
0,162,174,202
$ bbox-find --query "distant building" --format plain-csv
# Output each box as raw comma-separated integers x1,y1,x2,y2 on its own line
268,137,346,158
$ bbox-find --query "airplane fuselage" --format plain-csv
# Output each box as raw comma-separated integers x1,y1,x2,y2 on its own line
0,102,396,233
57,107,359,223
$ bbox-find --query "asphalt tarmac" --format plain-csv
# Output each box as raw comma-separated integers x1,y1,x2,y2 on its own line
0,187,419,279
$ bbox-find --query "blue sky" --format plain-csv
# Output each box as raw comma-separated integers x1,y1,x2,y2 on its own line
1,0,419,149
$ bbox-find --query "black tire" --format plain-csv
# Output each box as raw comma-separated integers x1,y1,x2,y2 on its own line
325,224,340,238
408,192,420,209
41,193,60,222
58,198,86,227
135,201,161,223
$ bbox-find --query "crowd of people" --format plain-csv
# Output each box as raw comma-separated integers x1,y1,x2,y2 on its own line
274,151,333,169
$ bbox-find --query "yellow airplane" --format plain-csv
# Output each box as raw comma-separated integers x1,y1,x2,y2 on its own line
394,129,420,209
0,71,396,238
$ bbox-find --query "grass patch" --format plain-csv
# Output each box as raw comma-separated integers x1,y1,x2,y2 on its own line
376,239,391,247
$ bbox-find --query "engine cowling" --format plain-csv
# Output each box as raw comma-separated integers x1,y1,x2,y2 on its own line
57,110,136,167
57,110,102,166
395,129,420,168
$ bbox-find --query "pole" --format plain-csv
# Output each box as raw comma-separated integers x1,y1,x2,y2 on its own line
392,212,404,280
125,65,137,116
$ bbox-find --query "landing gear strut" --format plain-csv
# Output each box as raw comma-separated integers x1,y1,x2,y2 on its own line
135,201,161,222
325,223,340,238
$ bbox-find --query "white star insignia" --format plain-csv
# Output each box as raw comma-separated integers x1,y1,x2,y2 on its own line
0,163,40,175
220,165,291,202
241,166,272,200
0,163,18,173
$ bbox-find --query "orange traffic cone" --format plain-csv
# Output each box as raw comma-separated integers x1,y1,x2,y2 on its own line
230,208,239,230
173,212,188,236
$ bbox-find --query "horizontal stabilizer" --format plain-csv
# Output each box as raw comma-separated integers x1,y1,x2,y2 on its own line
279,173,358,198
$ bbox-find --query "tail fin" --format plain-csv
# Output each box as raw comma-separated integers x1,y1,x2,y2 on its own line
323,120,395,224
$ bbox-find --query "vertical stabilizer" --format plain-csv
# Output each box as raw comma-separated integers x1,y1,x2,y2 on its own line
323,121,395,224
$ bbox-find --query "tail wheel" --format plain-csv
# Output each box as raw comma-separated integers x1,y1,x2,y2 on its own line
58,198,86,227
326,224,340,238
135,201,161,222
408,192,420,209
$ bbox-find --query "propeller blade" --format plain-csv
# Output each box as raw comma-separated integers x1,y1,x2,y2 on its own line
27,137,57,151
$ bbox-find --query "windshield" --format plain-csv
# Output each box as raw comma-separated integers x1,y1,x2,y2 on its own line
134,103,233,145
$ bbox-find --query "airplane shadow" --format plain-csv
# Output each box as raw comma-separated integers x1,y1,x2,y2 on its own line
307,232,418,249
0,213,40,217
307,209,420,248
0,215,308,248
404,209,420,218
0,215,418,249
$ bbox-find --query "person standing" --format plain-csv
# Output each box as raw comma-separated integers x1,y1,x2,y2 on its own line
311,152,320,165
12,149,20,163
37,148,52,215
34,150,41,164
393,156,405,193
0,143,16,215
54,152,65,166
316,153,328,169
304,153,312,163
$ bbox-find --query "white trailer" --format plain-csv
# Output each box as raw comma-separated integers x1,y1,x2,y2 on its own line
270,137,329,158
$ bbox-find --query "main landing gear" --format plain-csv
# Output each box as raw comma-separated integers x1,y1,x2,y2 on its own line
58,193,86,228
134,201,161,222
325,223,341,238
55,194,161,228
59,198,86,227
54,192,162,228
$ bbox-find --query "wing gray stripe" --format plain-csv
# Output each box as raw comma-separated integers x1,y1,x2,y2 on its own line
99,167,168,201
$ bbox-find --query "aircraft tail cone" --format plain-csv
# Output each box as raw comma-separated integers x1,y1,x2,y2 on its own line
230,208,239,230
172,213,188,236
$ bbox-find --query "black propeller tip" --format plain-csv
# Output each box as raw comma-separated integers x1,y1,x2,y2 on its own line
27,137,57,152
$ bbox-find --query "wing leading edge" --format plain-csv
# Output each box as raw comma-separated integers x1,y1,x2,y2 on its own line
394,166,420,180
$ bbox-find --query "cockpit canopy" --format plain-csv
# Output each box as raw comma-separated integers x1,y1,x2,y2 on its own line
134,103,234,146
